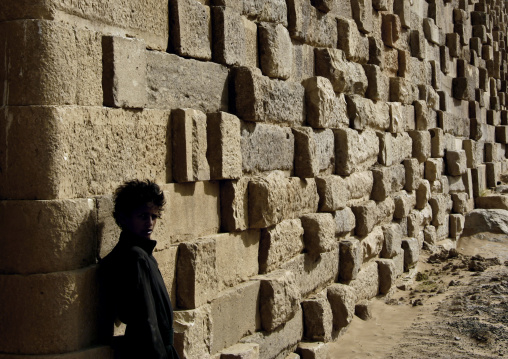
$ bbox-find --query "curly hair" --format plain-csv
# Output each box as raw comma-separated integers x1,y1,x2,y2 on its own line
113,179,166,228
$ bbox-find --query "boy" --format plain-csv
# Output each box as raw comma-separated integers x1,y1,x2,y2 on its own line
100,180,179,359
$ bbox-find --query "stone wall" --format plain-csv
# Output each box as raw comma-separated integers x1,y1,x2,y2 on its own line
1,0,508,358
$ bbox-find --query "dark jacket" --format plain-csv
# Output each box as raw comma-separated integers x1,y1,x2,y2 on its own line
100,231,180,359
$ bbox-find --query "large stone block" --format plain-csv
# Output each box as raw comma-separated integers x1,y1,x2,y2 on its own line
259,270,301,332
377,258,397,294
260,219,305,274
153,245,179,305
287,0,338,47
333,208,357,235
212,6,247,66
176,238,218,309
382,13,402,48
291,43,315,82
301,292,333,342
351,0,373,34
446,150,467,176
327,284,356,331
363,64,390,102
337,17,370,64
401,238,419,271
352,200,378,236
0,106,170,200
281,250,339,298
0,199,96,274
293,127,335,178
408,130,432,162
0,267,98,354
174,306,211,359
169,0,211,60
339,239,362,281
393,0,410,28
349,261,379,301
301,213,336,258
207,112,242,180
390,77,419,104
394,191,416,219
346,171,374,205
381,223,403,258
241,122,294,174
425,158,443,182
416,180,431,209
404,158,422,191
414,100,437,130
316,176,348,212
241,0,288,25
361,226,385,262
146,51,229,113
240,308,303,359
0,20,102,106
377,197,395,225
429,194,451,227
249,172,318,228
388,102,406,133
210,281,261,354
371,164,406,201
449,213,465,239
429,128,445,158
172,108,210,182
235,67,305,126
315,48,368,96
220,343,260,359
259,23,293,80
102,36,147,109
346,95,390,131
378,132,413,166
334,129,379,176
302,77,349,129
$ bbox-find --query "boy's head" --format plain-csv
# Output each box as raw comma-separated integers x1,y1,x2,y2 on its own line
113,180,166,239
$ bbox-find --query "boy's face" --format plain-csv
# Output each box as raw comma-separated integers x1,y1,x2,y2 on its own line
120,202,161,239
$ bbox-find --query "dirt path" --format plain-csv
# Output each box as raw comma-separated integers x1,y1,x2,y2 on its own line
327,233,508,359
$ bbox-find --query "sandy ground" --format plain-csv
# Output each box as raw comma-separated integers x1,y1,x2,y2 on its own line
327,232,508,359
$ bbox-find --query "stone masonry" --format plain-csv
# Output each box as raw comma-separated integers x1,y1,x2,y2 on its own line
1,0,508,358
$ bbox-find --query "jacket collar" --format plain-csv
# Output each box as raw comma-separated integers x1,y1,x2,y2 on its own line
119,231,157,255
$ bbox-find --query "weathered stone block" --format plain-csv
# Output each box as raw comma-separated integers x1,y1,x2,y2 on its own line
351,0,373,34
364,64,390,102
475,195,508,210
292,42,315,82
177,238,218,309
207,112,242,180
212,6,247,66
316,176,348,212
394,191,416,219
0,21,102,107
297,342,329,358
259,270,302,332
416,180,431,209
377,259,397,294
446,150,467,176
169,0,211,60
0,267,98,354
301,213,336,257
393,0,410,28
429,128,445,158
241,122,294,174
301,293,333,342
449,213,465,239
339,239,362,281
486,162,502,188
423,225,437,246
407,210,422,238
337,17,369,64
249,172,318,228
334,129,379,175
221,178,249,232
388,102,405,133
401,238,419,271
282,250,339,298
260,219,304,274
346,95,390,131
403,158,422,191
333,208,357,235
303,76,348,129
174,306,211,358
425,158,443,182
147,51,229,113
423,18,440,45
382,13,401,48
414,100,437,130
293,127,335,178
315,48,368,96
352,200,378,236
327,284,356,330
240,308,303,359
346,171,374,205
371,164,406,201
377,197,395,225
381,223,402,258
378,132,413,166
0,199,96,274
287,0,338,46
451,193,473,214
390,77,419,104
361,226,385,262
241,0,288,25
495,126,508,144
172,108,210,182
210,281,261,354
103,36,147,109
408,130,432,162
259,23,292,80
349,261,379,301
235,67,305,126
429,194,451,227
